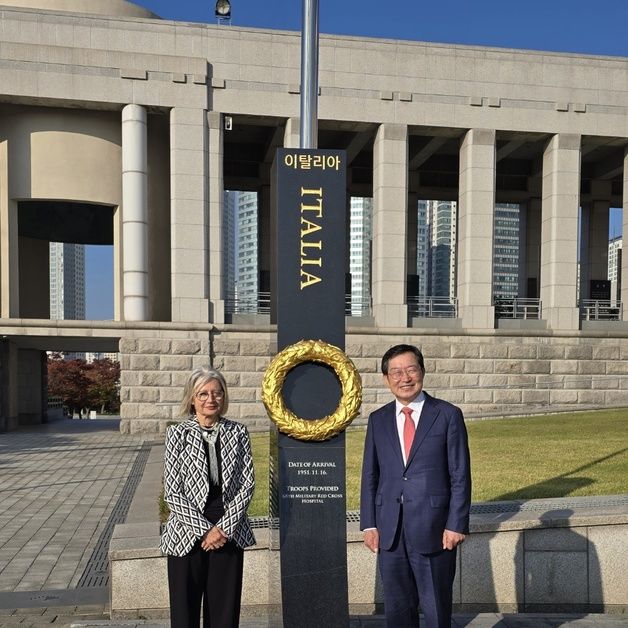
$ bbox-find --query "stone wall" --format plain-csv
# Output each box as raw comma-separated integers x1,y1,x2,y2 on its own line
109,496,628,616
119,325,628,434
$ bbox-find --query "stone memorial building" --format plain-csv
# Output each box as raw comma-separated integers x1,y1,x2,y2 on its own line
0,0,626,432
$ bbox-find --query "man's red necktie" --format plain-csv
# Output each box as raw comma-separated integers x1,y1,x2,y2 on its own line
402,406,415,462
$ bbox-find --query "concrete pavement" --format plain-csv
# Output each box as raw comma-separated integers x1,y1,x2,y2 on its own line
0,416,145,603
1,417,626,628
69,614,628,627
0,612,623,628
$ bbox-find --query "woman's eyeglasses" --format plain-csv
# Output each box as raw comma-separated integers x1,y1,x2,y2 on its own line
195,391,224,402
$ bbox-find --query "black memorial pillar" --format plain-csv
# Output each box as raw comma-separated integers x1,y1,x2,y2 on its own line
268,148,351,627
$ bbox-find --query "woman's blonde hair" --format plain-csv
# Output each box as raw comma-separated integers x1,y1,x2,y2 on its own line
177,366,229,419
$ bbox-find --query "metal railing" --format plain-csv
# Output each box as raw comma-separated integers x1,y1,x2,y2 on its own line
47,396,64,408
225,292,271,315
407,296,458,318
579,299,623,321
344,294,372,317
494,297,542,320
225,292,373,317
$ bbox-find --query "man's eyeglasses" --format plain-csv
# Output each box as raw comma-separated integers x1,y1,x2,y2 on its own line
387,366,421,381
195,391,224,402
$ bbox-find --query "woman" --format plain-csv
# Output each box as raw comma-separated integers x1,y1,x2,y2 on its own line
160,367,255,628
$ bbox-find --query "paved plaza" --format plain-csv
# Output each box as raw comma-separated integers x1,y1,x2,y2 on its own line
0,417,145,602
0,613,623,628
1,418,626,628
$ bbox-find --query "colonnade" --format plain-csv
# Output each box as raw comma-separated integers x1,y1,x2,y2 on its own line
116,108,628,330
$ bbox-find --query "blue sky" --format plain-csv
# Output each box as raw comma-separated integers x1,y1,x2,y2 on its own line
86,0,627,319
134,0,628,57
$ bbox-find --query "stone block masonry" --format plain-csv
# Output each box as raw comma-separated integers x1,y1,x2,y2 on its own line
109,496,628,615
119,326,628,435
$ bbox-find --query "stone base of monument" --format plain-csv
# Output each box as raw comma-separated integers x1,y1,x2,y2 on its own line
109,496,628,619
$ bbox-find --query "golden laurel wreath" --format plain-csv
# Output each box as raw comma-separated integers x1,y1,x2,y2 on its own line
262,339,362,441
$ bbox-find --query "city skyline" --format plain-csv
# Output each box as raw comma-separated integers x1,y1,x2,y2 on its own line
85,209,624,321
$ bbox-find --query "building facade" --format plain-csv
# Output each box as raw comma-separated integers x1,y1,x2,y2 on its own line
222,190,237,302
428,200,457,298
348,197,373,316
0,0,627,432
49,242,86,321
493,204,521,299
235,191,260,310
608,236,623,301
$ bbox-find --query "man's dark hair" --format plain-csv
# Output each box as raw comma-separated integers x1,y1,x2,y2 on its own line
381,344,425,375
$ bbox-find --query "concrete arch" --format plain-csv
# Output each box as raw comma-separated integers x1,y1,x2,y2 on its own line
0,104,172,324
0,105,123,320
0,105,122,205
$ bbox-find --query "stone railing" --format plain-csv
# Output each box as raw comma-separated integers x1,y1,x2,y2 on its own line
109,495,628,618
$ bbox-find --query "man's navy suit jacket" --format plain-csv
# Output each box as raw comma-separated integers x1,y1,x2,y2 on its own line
360,392,471,554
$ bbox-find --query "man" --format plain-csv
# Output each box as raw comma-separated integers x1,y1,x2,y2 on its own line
360,344,471,627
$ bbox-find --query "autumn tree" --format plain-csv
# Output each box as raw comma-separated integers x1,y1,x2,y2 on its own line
47,355,120,415
86,359,121,413
47,355,91,416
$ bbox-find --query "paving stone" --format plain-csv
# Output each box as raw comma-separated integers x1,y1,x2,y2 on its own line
0,419,143,594
2,419,627,628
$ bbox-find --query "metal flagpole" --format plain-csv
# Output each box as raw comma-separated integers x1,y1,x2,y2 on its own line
269,3,352,624
300,0,319,149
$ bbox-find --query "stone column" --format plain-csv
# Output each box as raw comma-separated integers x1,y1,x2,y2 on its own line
170,107,210,323
457,128,496,329
281,118,300,284
579,202,591,299
269,118,301,323
122,104,148,321
540,133,581,330
18,237,49,318
207,111,225,323
0,339,19,431
1,204,19,318
622,147,628,320
371,123,408,327
0,140,19,318
284,117,300,149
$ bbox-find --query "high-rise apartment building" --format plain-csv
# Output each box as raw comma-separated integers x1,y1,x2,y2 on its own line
224,195,525,316
608,236,623,300
416,200,429,297
224,194,374,316
493,203,520,299
236,191,259,306
222,190,237,299
427,200,457,298
49,242,85,320
414,201,520,302
413,200,456,299
348,197,373,315
85,352,119,363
